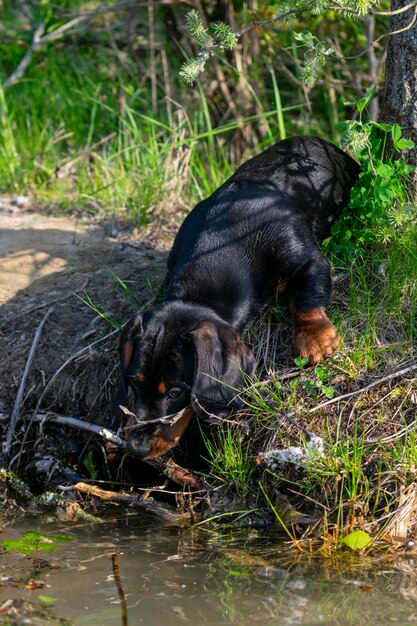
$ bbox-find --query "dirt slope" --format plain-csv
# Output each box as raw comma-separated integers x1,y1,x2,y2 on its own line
0,199,167,429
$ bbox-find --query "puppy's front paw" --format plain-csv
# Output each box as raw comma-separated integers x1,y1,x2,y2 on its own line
292,307,340,366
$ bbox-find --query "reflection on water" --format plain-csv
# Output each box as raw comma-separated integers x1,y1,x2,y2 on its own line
1,515,417,625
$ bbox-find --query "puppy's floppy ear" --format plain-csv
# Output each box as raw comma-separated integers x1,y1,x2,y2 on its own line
191,322,255,422
112,313,143,419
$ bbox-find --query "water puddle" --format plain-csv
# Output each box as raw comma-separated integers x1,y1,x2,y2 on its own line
1,515,417,625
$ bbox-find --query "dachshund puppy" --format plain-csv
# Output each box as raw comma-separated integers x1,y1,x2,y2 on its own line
115,136,359,459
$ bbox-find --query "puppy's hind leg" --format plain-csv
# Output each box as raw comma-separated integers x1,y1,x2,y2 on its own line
287,251,340,366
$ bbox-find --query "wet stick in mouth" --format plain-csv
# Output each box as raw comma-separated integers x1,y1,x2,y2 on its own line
123,406,195,460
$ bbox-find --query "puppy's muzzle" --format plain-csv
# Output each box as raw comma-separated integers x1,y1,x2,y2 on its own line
125,406,194,460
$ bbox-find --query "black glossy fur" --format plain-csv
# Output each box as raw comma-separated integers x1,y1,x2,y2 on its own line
115,136,359,458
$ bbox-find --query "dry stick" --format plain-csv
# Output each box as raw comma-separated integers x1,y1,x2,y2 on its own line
33,413,126,448
4,306,55,459
158,459,208,493
3,22,46,89
112,553,128,626
75,482,182,522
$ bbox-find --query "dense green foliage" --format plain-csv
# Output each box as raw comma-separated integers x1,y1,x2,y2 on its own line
0,0,395,223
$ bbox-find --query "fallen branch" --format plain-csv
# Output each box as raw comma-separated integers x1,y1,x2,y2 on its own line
75,481,185,522
33,412,126,448
4,306,55,458
3,22,46,90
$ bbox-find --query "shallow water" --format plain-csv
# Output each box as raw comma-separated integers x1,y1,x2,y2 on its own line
1,515,417,625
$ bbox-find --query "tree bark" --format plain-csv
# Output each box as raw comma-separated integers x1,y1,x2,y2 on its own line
380,0,417,195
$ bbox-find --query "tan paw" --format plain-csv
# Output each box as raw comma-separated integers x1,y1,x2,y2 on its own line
292,307,340,366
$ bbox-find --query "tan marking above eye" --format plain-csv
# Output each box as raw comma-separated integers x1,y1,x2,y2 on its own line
157,381,167,395
136,373,145,382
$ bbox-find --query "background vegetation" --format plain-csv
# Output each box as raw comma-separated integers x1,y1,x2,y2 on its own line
0,0,394,223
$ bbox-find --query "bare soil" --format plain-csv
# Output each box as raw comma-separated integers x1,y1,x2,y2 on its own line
0,198,169,484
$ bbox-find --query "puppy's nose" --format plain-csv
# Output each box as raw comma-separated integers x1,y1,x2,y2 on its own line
126,437,151,459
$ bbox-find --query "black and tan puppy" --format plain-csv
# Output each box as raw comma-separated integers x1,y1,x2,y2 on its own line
115,136,359,459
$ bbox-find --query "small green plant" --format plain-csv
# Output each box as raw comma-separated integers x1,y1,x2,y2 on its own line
2,531,73,556
295,357,335,399
327,85,415,257
76,292,122,329
82,450,98,481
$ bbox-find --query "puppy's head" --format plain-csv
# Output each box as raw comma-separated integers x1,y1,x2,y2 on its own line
113,301,254,459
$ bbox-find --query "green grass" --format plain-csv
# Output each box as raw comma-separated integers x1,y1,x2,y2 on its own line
0,40,310,222
199,217,417,547
201,423,256,502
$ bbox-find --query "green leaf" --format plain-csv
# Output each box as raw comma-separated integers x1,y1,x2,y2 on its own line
370,121,394,132
293,30,314,44
395,138,414,150
22,531,43,540
38,595,57,604
295,356,309,368
344,85,376,115
1,531,73,555
357,84,377,114
391,124,402,144
335,122,348,133
342,529,372,550
322,386,335,399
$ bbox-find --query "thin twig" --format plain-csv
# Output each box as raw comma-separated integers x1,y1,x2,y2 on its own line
120,405,193,429
4,306,55,458
32,413,209,492
390,5,417,35
309,363,417,414
373,0,417,16
112,553,128,626
14,326,119,470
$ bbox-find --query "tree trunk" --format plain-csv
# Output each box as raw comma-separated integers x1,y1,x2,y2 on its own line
380,0,417,195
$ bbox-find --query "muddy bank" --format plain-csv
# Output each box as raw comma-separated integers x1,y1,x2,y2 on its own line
2,199,417,546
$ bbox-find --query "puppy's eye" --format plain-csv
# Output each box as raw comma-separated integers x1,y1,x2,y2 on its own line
167,387,182,399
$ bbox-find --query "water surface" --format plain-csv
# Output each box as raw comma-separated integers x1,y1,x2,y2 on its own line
1,515,417,625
